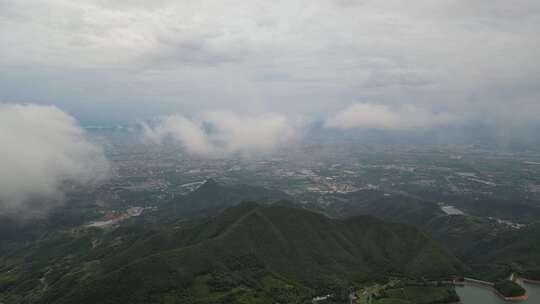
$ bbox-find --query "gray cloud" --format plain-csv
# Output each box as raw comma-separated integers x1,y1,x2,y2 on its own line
0,103,110,214
143,112,299,156
0,0,539,128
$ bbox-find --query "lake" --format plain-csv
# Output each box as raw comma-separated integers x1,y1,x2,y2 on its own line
456,279,540,303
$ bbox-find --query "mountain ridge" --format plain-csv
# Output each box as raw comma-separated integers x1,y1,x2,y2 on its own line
0,202,464,304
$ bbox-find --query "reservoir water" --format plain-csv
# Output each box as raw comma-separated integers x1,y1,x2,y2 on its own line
456,279,540,303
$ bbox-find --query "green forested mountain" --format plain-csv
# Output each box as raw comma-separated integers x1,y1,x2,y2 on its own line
163,179,290,218
463,222,540,280
3,182,537,303
319,190,540,281
331,191,444,227
0,203,463,304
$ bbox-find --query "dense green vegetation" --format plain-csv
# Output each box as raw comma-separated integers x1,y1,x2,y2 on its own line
163,179,290,218
494,280,526,297
328,191,445,227
0,202,463,304
353,278,460,304
522,269,540,281
318,189,540,282
376,285,459,304
2,178,538,304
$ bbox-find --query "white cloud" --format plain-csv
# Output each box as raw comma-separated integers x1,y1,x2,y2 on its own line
0,103,109,213
325,103,457,130
142,115,213,154
143,112,298,155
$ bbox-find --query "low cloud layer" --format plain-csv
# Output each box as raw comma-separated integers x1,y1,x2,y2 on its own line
143,112,298,156
325,103,457,130
0,103,109,214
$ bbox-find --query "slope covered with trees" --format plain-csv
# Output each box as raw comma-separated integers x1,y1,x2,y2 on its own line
0,203,463,304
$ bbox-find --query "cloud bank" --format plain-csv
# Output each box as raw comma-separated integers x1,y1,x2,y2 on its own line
1,0,539,128
325,103,457,130
0,103,109,214
143,112,298,156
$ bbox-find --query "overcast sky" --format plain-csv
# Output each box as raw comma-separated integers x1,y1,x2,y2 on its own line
1,1,540,213
1,0,539,126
